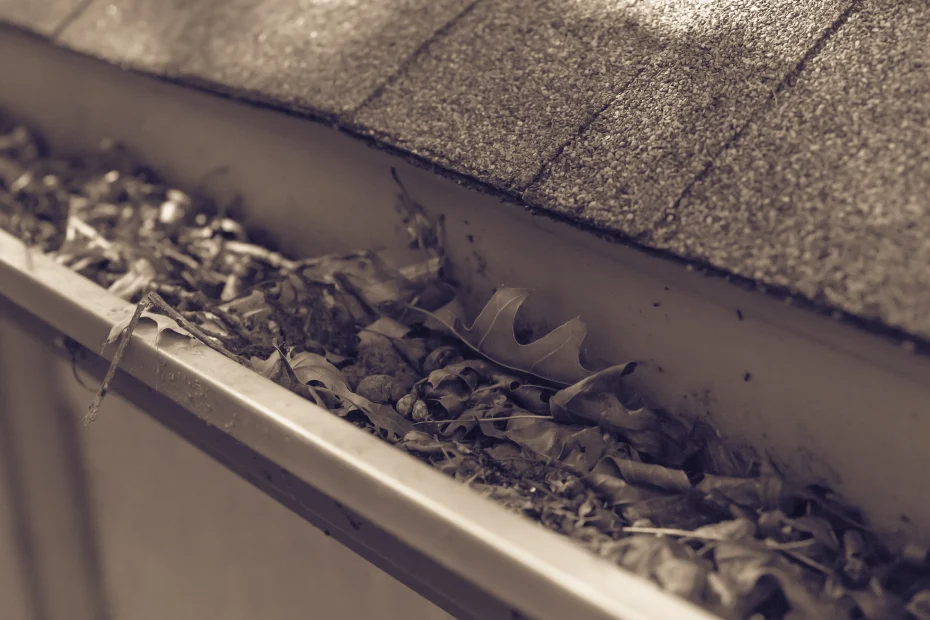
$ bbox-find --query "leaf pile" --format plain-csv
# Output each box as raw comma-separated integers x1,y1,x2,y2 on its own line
3,119,930,619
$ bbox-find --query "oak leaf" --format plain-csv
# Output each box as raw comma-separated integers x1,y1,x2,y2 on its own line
428,288,598,385
248,350,413,438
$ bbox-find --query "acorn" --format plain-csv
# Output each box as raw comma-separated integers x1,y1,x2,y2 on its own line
396,393,417,418
411,400,431,423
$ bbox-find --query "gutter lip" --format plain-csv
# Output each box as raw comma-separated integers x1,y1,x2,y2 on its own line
0,228,715,620
0,18,918,362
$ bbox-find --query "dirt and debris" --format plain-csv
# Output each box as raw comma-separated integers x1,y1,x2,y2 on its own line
2,118,929,620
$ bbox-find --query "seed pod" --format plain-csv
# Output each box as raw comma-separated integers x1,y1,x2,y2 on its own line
411,399,431,423
423,345,463,374
396,393,417,417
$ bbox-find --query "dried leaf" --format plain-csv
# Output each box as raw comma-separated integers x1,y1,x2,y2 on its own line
419,366,477,417
690,518,757,542
691,421,751,477
249,350,283,380
597,455,692,493
300,252,415,306
429,288,598,385
655,556,709,602
558,427,612,473
706,543,777,617
612,535,707,600
583,472,668,507
246,349,414,439
551,364,638,422
105,309,192,348
401,430,448,455
287,350,349,390
623,494,729,530
697,474,785,511
478,415,574,463
846,587,908,620
107,257,157,300
614,535,687,574
507,384,553,413
362,317,411,340
795,515,842,553
712,543,829,619
218,289,267,315
356,374,407,404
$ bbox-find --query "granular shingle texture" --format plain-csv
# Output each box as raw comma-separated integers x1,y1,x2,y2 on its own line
352,0,670,191
648,0,930,339
0,0,87,36
524,0,850,238
179,0,473,115
58,0,472,114
56,0,198,73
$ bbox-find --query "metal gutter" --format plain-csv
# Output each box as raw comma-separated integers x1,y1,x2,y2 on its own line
2,22,930,538
0,229,715,620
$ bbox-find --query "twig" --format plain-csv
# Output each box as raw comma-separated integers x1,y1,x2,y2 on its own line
67,216,111,248
146,292,245,365
781,549,833,575
622,526,832,574
84,297,152,426
622,526,723,540
413,414,554,426
766,539,817,552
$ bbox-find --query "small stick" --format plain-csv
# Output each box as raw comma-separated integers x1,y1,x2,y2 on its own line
413,414,554,426
622,526,724,540
84,297,152,426
781,549,832,574
146,291,245,365
622,526,831,573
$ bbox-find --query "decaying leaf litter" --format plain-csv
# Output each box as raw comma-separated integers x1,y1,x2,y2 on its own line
3,119,930,620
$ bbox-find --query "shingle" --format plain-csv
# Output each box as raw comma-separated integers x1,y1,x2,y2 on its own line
181,0,473,115
524,0,851,238
58,0,471,115
648,0,930,339
0,0,87,36
352,0,668,191
56,0,197,73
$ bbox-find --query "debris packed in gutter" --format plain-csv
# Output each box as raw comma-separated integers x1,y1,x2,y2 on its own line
2,118,929,620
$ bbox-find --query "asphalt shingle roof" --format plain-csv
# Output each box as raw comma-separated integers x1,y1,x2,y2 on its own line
649,0,930,338
2,0,928,343
0,0,86,36
56,0,473,114
524,0,851,237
